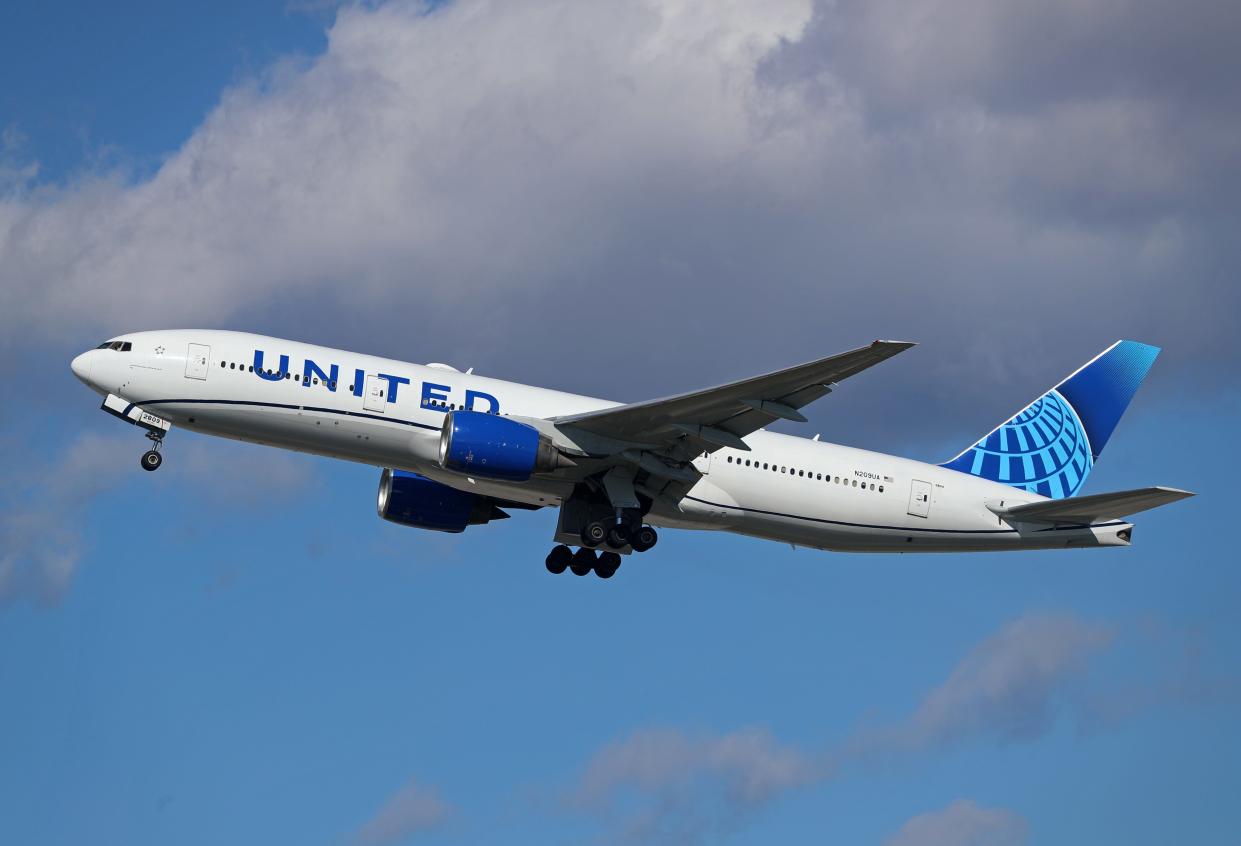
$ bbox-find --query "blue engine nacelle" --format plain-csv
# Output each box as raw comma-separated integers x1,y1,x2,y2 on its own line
438,410,573,482
376,468,508,533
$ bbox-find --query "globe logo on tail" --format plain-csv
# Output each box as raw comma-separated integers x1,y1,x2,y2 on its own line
951,389,1093,499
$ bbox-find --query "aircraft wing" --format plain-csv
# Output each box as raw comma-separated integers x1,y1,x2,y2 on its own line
554,340,914,459
987,486,1194,525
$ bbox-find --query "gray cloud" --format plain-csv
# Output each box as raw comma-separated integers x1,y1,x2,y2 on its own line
351,778,451,845
882,799,1028,846
852,614,1115,756
1,0,1236,458
567,726,820,844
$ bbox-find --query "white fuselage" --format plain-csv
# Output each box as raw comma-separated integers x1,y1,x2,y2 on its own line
72,330,1132,553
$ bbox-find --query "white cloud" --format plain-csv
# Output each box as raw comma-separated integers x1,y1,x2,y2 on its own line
1,0,1235,427
351,778,451,845
569,726,820,843
905,614,1114,745
852,614,1115,755
0,430,318,607
0,431,132,605
883,799,1028,846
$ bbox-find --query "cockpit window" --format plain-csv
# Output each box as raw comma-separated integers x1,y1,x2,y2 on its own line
101,341,133,351
97,342,111,349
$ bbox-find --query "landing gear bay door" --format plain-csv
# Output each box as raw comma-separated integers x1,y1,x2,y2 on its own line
101,393,171,434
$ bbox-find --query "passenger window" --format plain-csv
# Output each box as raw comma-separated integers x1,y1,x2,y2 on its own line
221,361,226,368
816,473,822,480
230,362,236,370
879,485,884,493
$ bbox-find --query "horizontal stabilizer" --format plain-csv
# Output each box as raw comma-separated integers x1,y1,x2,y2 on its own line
987,486,1194,524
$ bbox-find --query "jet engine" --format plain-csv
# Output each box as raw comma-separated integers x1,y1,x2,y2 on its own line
438,410,574,482
376,468,508,533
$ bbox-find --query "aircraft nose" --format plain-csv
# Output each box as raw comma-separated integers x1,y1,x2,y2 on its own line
70,351,93,384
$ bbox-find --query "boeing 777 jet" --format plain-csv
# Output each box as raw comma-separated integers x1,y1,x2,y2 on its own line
70,332,1192,578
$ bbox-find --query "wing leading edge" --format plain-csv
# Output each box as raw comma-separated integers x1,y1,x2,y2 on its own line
554,340,914,457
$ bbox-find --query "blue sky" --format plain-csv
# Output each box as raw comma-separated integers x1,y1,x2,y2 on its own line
1,2,1239,845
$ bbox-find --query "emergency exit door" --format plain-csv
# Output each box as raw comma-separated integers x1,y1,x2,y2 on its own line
907,479,932,518
363,375,387,413
185,343,211,380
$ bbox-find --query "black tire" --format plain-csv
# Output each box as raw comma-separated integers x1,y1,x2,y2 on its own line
545,545,572,574
570,548,596,576
606,524,629,549
595,551,621,579
141,450,163,472
630,525,658,552
580,521,607,548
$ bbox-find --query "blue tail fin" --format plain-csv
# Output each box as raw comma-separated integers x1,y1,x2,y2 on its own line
940,340,1160,499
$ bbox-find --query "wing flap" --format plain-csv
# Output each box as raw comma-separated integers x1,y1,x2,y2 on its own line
988,486,1194,524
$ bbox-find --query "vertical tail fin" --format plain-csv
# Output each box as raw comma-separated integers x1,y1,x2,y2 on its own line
940,340,1160,499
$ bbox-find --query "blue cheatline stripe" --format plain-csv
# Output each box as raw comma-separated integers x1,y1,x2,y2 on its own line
681,496,1126,535
134,398,441,432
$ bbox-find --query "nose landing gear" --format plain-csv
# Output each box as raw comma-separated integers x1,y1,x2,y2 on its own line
140,430,165,472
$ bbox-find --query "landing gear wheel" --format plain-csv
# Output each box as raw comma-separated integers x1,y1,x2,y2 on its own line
629,525,658,552
605,524,630,549
545,545,572,575
570,548,597,576
580,521,608,548
140,450,163,472
595,551,621,579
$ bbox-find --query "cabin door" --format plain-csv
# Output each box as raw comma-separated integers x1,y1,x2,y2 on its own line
907,479,932,518
363,375,387,413
185,344,211,380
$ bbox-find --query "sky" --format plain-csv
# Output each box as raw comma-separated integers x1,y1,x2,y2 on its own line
1,1,1239,844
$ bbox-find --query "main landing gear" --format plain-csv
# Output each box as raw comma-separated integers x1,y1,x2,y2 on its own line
544,524,659,580
140,430,165,472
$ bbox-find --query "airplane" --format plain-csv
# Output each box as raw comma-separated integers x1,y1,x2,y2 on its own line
70,331,1193,578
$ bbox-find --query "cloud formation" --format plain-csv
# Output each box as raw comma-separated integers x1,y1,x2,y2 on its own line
568,726,820,843
2,0,1237,434
882,799,1028,846
0,430,318,607
892,613,1115,748
351,777,452,845
561,612,1123,842
0,431,132,604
